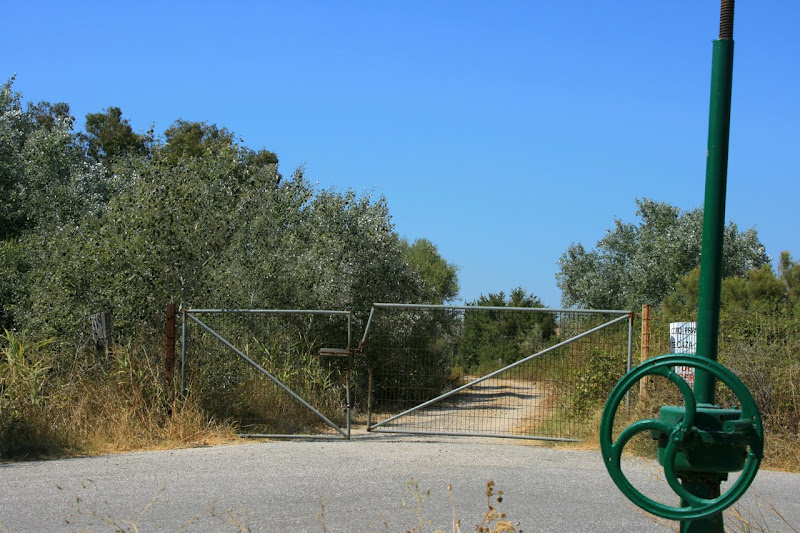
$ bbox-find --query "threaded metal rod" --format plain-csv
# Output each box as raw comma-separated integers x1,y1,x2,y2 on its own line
720,0,735,39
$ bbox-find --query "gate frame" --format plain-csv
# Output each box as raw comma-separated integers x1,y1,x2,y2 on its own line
181,308,353,440
360,303,633,441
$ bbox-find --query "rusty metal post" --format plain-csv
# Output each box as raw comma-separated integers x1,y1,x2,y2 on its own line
639,304,652,401
165,302,176,388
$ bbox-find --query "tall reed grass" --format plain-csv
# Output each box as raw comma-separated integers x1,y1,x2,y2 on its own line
0,329,232,459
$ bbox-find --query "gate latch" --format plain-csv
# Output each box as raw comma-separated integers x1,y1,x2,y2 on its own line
318,348,351,358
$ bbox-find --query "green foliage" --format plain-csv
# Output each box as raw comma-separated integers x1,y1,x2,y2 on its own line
183,312,351,433
28,100,73,131
80,106,149,165
0,329,51,409
0,77,114,334
730,265,785,311
646,303,800,459
779,251,800,314
401,238,460,304
11,114,438,343
1,77,107,241
0,240,28,328
364,306,462,409
661,266,701,316
717,310,800,442
664,253,800,317
162,119,237,163
299,189,424,316
557,198,769,310
460,288,555,372
0,329,55,456
1,78,459,443
569,347,625,418
192,343,347,434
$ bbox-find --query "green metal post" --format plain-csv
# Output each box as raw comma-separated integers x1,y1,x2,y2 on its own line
600,7,761,529
694,37,735,407
683,2,735,532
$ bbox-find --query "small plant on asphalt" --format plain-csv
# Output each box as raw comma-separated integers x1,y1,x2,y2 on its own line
365,479,522,533
476,481,520,533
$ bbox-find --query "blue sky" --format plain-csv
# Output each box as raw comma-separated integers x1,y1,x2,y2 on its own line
3,1,798,307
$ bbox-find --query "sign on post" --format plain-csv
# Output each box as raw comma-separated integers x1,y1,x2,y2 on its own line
669,322,697,386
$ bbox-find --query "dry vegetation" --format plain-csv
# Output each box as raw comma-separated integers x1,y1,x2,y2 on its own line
0,330,234,459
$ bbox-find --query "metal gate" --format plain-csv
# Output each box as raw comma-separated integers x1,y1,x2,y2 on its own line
181,309,353,439
360,303,632,441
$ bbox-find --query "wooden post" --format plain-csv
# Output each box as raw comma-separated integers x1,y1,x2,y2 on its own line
165,302,176,387
639,304,652,401
91,311,112,352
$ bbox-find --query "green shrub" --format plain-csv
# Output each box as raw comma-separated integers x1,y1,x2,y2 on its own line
569,346,627,419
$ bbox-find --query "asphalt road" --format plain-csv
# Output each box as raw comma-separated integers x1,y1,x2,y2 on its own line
1,432,798,532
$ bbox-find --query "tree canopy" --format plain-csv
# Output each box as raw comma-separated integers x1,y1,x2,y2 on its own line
556,198,769,310
81,106,149,164
663,252,800,317
0,77,458,344
400,238,459,304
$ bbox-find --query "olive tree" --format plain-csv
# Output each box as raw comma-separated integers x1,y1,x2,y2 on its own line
16,118,441,343
557,198,769,310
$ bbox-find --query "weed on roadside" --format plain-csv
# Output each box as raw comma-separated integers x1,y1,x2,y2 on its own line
59,479,250,532
363,479,523,533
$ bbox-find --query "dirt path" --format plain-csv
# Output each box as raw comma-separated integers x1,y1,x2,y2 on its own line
376,376,547,436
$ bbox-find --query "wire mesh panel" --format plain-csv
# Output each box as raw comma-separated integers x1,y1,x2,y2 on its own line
182,309,352,438
639,307,800,439
361,304,631,441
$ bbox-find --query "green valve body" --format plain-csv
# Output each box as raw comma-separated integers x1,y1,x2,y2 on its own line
653,406,748,474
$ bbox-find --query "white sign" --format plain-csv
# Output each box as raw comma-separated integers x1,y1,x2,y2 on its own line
670,322,697,386
670,322,697,354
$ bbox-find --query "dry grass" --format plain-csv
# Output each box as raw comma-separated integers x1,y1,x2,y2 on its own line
546,401,800,474
524,372,800,474
1,330,235,460
39,476,798,533
36,479,525,533
59,480,251,532
759,433,800,473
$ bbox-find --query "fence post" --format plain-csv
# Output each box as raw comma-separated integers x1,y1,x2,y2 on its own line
91,311,112,353
639,304,652,401
165,302,176,391
181,308,188,400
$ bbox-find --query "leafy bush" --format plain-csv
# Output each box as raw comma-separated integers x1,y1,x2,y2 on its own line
637,302,799,469
2,77,464,448
569,346,628,418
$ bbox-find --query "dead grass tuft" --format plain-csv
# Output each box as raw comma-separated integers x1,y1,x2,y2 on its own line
1,331,235,459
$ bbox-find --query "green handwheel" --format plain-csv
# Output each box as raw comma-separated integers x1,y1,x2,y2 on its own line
599,354,763,521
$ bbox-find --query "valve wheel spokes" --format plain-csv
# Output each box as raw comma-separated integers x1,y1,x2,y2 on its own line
599,354,763,521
